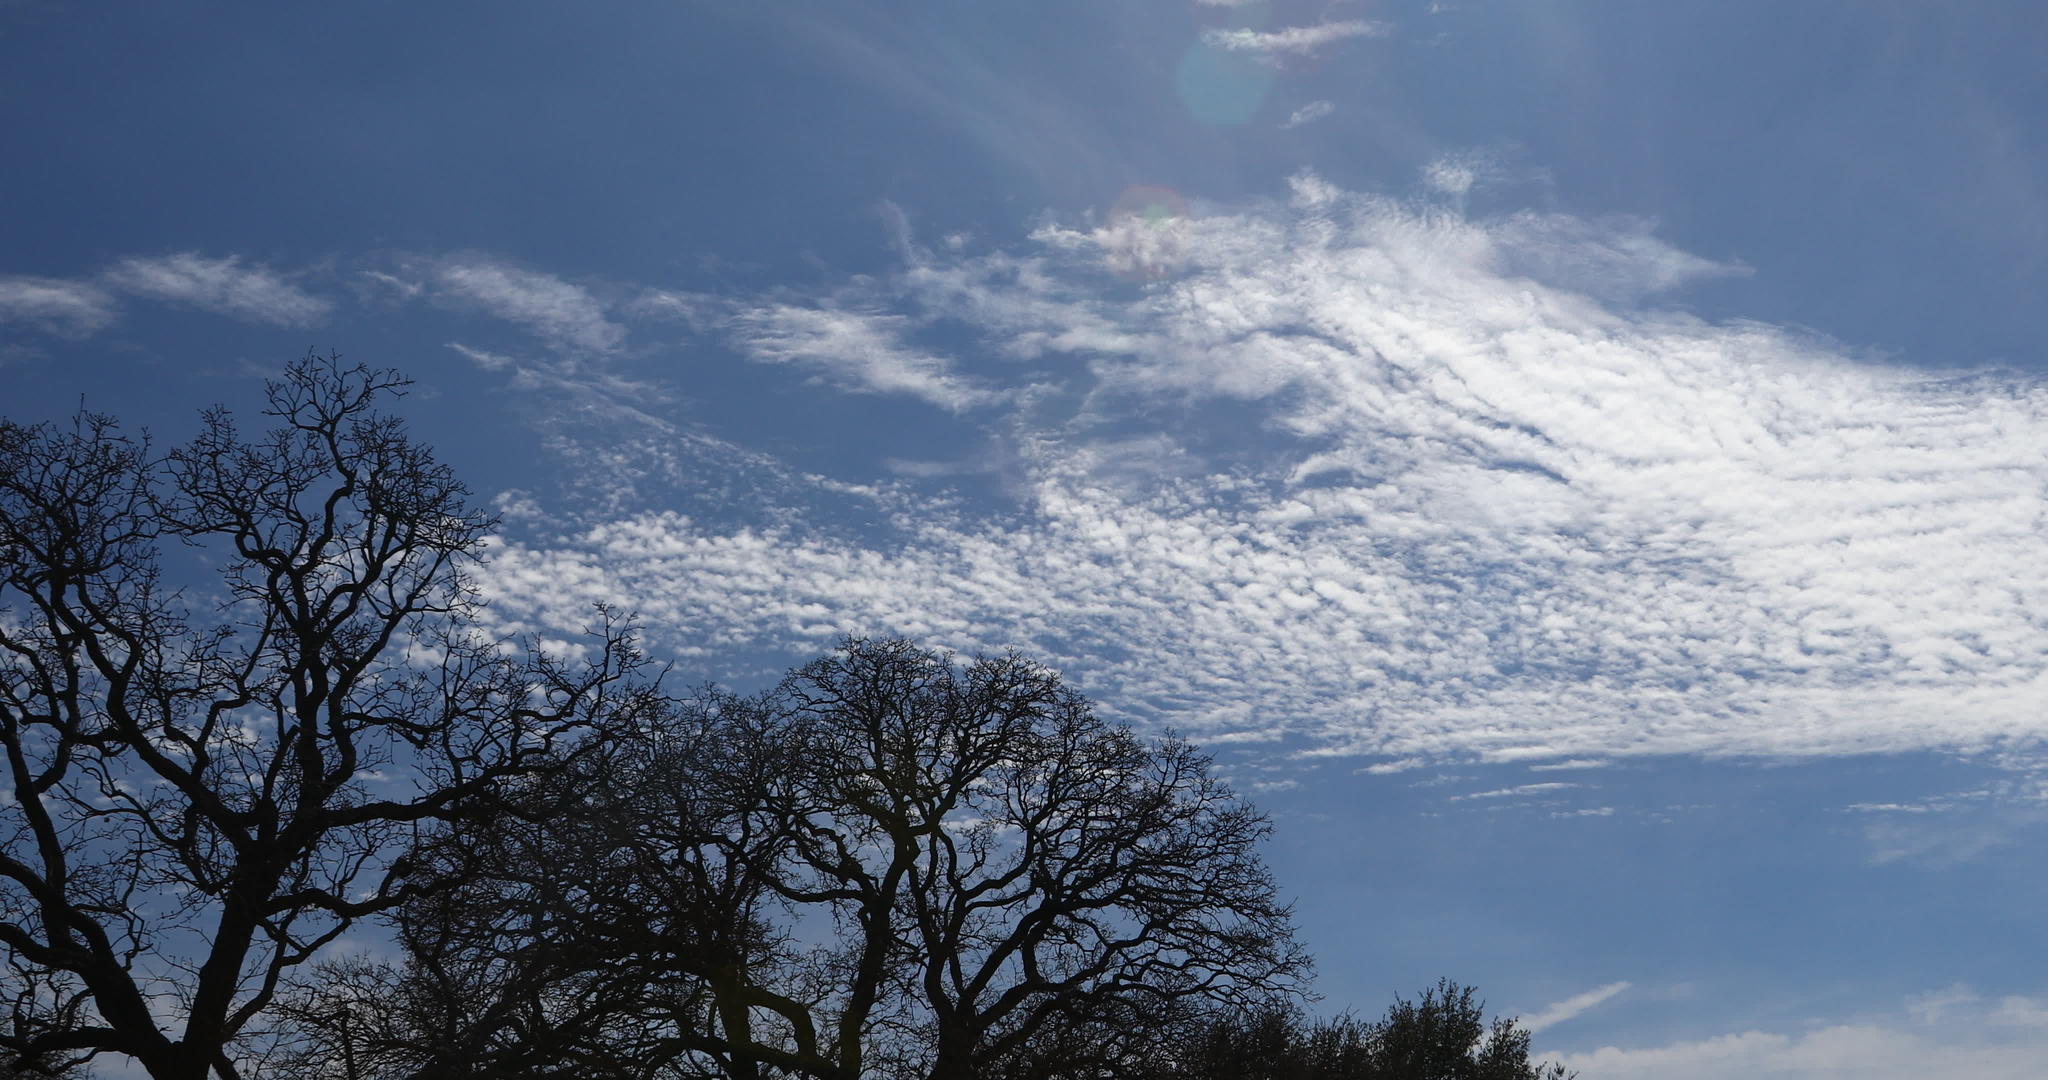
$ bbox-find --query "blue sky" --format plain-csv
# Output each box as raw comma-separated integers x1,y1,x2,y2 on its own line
6,2,2048,1075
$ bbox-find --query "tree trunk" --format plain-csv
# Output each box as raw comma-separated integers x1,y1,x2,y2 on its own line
929,1022,978,1080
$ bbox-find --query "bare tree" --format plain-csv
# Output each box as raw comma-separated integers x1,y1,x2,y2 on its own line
3,958,93,1077
299,638,1308,1080
272,703,785,1080
730,639,1311,1080
0,356,649,1080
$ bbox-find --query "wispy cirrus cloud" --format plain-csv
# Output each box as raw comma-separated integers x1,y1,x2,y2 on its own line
476,174,2048,773
1282,100,1336,129
1522,981,1632,1033
728,303,1006,412
0,275,117,337
446,340,673,433
369,258,661,500
1859,807,2048,867
1451,783,1582,802
1202,20,1386,56
1491,211,1748,301
426,256,624,353
103,252,331,326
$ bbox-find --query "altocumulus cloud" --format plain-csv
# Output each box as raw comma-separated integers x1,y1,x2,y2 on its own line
478,173,2048,769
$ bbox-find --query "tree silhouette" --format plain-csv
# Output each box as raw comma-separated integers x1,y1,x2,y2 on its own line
11,359,1553,1080
1130,980,1574,1080
0,356,652,1080
1368,979,1568,1080
272,700,781,1080
747,640,1310,1080
294,639,1310,1080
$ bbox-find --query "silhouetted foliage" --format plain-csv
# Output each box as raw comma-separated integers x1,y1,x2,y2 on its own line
0,357,653,1080
1130,980,1573,1080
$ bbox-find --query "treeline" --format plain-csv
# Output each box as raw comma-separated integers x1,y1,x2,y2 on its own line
1142,984,1572,1080
0,358,1569,1080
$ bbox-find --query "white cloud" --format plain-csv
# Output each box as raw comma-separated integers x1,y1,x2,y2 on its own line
428,257,623,353
1992,996,2048,1028
728,303,1005,412
1491,211,1747,300
441,334,684,514
1450,782,1581,802
103,253,330,326
1862,814,2043,866
494,489,545,522
1424,158,1478,198
477,175,2048,771
353,268,423,303
1282,100,1336,129
625,288,714,329
447,341,515,372
1905,984,1980,1024
1202,21,1386,56
1522,981,1632,1033
0,275,116,336
1552,989,2048,1080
